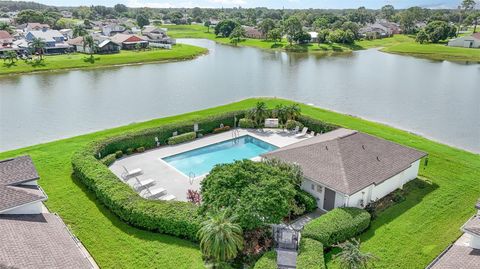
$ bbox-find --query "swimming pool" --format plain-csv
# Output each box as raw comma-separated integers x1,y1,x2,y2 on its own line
162,135,278,177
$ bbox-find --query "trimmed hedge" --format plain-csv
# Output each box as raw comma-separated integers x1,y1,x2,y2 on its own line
100,154,116,166
302,207,370,247
297,238,326,269
285,120,304,130
239,118,255,128
72,111,246,241
295,189,317,213
253,251,277,269
297,115,337,134
168,132,196,145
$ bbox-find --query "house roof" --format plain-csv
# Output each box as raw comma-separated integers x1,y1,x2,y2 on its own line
0,155,39,185
67,36,84,46
0,213,95,268
0,156,46,213
28,30,64,41
110,33,146,44
0,30,12,40
428,244,480,269
472,32,480,40
26,23,50,29
463,214,480,237
263,129,427,195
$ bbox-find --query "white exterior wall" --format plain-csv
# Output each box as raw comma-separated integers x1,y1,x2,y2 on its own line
301,178,324,209
470,234,480,249
448,36,480,48
2,201,43,214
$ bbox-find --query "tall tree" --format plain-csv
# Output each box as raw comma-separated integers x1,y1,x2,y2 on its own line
334,238,378,269
136,13,150,28
465,11,480,33
0,22,13,34
197,210,243,268
214,20,238,37
258,18,275,39
283,16,303,45
82,35,96,57
72,25,87,38
28,37,46,60
380,5,395,21
267,28,282,44
204,20,211,33
113,4,128,14
229,25,246,45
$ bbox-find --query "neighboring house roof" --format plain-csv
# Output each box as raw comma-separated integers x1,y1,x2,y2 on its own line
28,30,64,42
0,30,12,40
263,129,427,195
110,34,147,44
98,39,119,48
67,36,84,46
463,214,480,237
428,244,480,269
0,213,95,268
142,26,166,34
0,156,45,213
26,23,50,30
472,32,480,40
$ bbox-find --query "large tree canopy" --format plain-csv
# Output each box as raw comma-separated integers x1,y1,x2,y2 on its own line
215,20,239,37
200,160,302,230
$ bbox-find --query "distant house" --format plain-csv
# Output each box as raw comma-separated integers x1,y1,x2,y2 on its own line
309,31,319,43
243,26,264,39
110,33,148,50
61,10,73,18
359,22,393,39
60,28,74,39
427,201,480,268
25,22,50,32
25,30,71,54
68,35,120,54
448,33,480,48
102,23,126,36
377,19,402,34
0,30,16,55
263,129,427,211
0,18,12,25
141,26,175,47
0,155,97,268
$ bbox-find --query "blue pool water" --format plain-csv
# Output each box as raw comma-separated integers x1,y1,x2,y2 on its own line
162,135,278,176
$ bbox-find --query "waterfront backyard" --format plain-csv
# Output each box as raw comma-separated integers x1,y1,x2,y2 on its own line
0,98,478,268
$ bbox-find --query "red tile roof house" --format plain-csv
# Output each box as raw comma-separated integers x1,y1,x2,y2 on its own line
427,201,480,268
0,30,16,56
263,129,427,211
0,156,97,269
110,33,149,50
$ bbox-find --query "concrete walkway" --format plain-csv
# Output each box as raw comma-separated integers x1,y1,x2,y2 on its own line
290,209,325,230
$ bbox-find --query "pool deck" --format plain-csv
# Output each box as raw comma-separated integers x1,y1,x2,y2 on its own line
109,129,311,201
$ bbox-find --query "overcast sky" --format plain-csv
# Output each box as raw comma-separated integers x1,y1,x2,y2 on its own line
33,0,474,9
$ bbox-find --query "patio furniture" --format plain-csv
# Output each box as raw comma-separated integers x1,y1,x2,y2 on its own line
159,194,176,201
310,131,315,137
143,186,166,198
131,177,154,190
121,165,142,179
265,118,279,128
290,126,300,134
294,127,309,138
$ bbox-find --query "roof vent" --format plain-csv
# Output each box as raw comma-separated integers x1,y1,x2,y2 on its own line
362,145,366,150
376,156,380,161
325,146,328,150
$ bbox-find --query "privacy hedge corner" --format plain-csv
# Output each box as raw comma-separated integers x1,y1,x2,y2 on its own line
302,207,371,247
253,250,277,269
297,238,326,269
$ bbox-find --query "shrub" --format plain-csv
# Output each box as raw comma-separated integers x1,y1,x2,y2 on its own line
115,150,123,158
285,119,304,130
239,118,255,128
213,125,231,134
253,251,276,269
126,148,134,155
168,132,196,145
296,115,337,134
297,238,325,269
136,147,145,153
295,189,317,213
302,207,370,247
100,154,116,166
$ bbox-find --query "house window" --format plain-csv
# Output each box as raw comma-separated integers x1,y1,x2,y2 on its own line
316,185,323,193
311,184,315,190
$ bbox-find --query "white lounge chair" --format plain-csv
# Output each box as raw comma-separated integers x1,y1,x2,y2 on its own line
143,186,166,198
295,127,308,138
310,131,315,137
121,165,142,179
159,194,176,201
131,177,154,190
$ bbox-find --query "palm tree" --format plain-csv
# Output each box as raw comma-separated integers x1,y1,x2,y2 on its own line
3,50,17,64
274,104,288,124
251,101,269,127
286,103,301,121
28,37,46,60
197,210,243,268
82,35,97,58
73,25,88,38
334,238,377,269
0,22,14,34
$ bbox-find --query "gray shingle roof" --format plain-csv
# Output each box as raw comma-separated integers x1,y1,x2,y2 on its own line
0,156,45,213
463,214,480,237
0,155,39,185
0,213,94,268
263,129,427,195
428,244,480,269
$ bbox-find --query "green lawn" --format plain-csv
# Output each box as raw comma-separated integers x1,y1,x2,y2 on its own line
0,44,207,76
166,25,479,62
0,98,479,268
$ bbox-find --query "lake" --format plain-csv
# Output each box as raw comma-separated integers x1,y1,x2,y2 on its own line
0,39,479,153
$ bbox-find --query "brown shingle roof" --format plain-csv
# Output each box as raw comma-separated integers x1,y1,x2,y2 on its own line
0,155,39,185
0,156,45,213
0,30,12,39
0,213,94,268
263,129,427,195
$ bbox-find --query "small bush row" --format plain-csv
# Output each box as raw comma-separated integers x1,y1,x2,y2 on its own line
302,207,370,247
296,115,337,134
239,118,255,128
285,119,304,130
168,132,197,145
213,125,231,134
253,251,277,269
297,238,326,269
100,154,116,166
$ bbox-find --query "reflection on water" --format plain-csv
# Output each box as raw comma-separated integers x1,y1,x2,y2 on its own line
0,39,479,153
